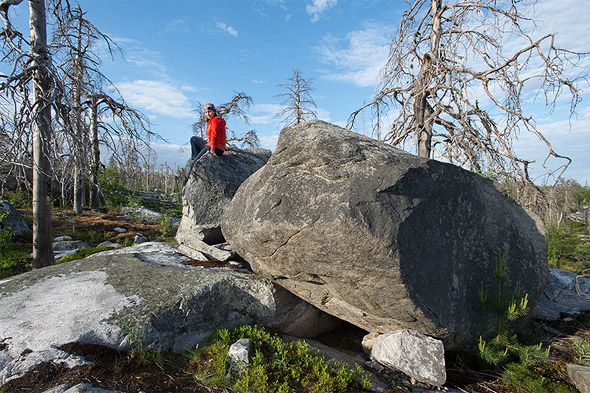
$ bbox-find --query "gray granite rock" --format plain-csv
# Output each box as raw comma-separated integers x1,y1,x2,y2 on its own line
222,120,548,350
532,269,590,321
42,383,122,393
0,244,337,383
52,240,89,252
176,146,270,246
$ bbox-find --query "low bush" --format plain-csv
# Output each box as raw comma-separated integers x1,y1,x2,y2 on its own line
187,325,372,393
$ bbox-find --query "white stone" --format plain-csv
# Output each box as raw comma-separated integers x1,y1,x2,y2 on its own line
228,338,251,375
133,233,148,244
371,330,446,386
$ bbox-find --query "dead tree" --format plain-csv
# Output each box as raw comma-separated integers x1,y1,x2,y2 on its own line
276,69,317,127
0,0,55,267
51,3,155,210
349,0,587,195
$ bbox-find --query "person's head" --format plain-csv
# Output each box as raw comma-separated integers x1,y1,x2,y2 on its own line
204,103,217,120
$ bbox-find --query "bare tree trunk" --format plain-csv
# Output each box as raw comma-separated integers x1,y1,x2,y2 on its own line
415,0,442,159
89,98,100,209
29,0,54,268
71,14,84,214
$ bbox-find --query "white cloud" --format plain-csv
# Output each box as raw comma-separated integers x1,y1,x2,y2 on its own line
216,21,238,37
116,80,194,119
108,37,168,78
165,17,190,34
306,0,337,22
315,24,392,87
529,0,590,53
250,103,284,124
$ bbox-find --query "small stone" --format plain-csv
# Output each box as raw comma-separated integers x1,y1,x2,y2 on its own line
134,234,148,244
97,241,121,249
228,338,251,376
113,227,127,233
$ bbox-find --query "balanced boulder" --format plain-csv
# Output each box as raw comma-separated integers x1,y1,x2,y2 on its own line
222,120,548,349
176,146,270,246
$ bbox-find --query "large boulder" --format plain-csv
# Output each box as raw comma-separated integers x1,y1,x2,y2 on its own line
221,120,548,349
176,146,271,246
0,242,337,383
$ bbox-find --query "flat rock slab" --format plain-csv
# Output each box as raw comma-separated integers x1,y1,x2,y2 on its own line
0,244,337,383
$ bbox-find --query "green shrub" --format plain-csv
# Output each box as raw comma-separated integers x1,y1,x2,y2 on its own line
502,362,577,393
159,213,175,237
546,220,590,273
477,251,576,393
572,336,590,364
122,321,164,366
98,165,128,208
187,325,371,393
4,190,31,209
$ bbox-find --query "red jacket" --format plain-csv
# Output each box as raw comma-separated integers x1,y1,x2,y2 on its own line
206,116,226,152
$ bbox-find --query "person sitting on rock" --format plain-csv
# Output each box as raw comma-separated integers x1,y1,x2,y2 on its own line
190,103,226,161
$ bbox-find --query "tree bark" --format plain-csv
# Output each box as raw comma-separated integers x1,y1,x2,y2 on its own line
415,0,442,159
72,13,84,214
29,0,54,268
89,97,100,209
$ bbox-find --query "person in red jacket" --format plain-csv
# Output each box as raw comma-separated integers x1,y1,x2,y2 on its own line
190,103,226,160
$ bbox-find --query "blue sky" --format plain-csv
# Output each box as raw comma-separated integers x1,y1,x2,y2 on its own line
6,0,590,184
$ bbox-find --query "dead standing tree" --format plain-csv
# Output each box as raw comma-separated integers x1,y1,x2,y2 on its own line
51,3,154,210
0,0,55,267
349,0,587,203
276,69,317,127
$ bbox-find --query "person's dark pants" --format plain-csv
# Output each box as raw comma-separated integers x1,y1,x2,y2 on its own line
190,136,224,160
